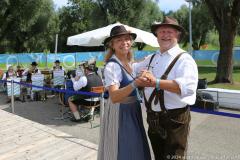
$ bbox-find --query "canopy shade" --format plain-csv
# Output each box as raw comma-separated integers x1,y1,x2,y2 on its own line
67,22,159,47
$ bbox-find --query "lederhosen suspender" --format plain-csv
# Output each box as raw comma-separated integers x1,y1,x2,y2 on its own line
143,52,186,137
143,52,185,112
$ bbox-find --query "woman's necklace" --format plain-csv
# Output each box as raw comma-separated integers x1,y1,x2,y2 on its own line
122,62,132,74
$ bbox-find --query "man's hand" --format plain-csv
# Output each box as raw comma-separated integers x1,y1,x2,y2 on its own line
135,70,156,87
74,76,80,81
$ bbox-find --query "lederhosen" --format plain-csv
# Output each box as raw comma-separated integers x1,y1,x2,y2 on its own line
70,72,103,106
143,52,191,160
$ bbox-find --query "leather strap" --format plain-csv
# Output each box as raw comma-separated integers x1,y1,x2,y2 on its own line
144,52,186,112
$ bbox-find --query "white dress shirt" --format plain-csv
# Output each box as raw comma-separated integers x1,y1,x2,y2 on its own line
71,76,87,91
133,44,198,111
2,71,17,80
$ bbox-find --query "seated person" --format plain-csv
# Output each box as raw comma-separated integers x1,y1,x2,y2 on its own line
22,62,41,100
53,60,65,71
68,61,103,122
2,66,17,81
22,61,41,82
52,60,65,82
16,65,24,78
75,61,86,77
2,66,17,103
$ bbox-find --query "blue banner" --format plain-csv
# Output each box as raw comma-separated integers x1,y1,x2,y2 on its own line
1,50,240,70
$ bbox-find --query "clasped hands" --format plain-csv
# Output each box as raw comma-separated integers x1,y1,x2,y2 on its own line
134,70,156,88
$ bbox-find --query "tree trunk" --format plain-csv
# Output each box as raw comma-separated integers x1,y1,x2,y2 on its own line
204,0,240,84
214,23,234,83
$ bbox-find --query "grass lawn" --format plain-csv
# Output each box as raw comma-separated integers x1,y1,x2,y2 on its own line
198,66,240,90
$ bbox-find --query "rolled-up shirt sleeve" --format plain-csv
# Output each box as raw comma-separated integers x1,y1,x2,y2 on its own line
104,62,122,88
72,76,87,91
174,55,198,102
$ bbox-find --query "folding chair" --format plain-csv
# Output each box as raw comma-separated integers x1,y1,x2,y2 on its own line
80,86,104,128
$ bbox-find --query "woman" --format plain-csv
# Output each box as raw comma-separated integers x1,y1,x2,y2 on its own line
98,25,151,160
1,66,17,80
2,66,17,103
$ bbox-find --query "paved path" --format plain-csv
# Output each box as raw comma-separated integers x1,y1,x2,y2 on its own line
1,92,240,159
0,109,97,160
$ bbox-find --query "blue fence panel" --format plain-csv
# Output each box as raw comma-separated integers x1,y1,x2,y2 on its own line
1,50,240,70
134,50,154,60
192,50,240,61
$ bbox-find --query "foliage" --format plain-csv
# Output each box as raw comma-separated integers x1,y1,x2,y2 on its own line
166,3,214,50
202,0,240,83
57,0,101,52
0,0,58,53
57,0,162,52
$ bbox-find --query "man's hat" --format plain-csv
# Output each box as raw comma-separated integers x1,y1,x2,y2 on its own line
55,60,60,63
83,59,96,71
103,25,137,46
31,61,38,66
151,16,185,37
79,61,87,66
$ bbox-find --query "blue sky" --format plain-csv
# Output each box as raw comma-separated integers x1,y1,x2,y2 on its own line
53,0,188,12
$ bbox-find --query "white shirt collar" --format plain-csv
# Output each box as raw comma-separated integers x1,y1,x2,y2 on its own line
112,55,125,66
158,44,184,57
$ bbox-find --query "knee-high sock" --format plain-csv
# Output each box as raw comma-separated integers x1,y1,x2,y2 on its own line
73,111,80,120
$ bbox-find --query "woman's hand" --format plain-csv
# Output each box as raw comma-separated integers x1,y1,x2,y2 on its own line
135,70,156,87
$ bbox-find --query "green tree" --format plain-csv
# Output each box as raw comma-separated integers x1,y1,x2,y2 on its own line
96,0,162,30
57,0,102,52
202,0,240,83
0,0,58,53
96,0,162,50
167,3,214,50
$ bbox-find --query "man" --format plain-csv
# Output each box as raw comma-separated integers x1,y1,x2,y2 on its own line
53,60,65,71
16,65,24,78
22,61,41,82
133,16,198,160
68,61,103,122
22,61,41,100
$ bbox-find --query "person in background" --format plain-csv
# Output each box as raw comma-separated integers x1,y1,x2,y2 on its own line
1,66,17,81
133,16,198,160
16,65,24,78
75,61,86,77
97,25,151,160
22,62,41,99
68,61,103,122
53,60,65,71
0,68,4,79
2,66,18,103
22,61,41,82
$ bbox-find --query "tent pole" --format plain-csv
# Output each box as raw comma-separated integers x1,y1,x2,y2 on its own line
54,34,58,61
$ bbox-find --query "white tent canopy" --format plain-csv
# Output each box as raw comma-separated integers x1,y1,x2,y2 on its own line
67,22,159,47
